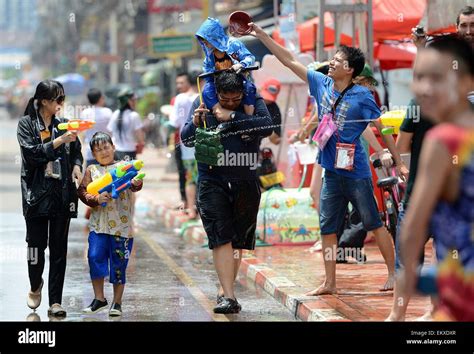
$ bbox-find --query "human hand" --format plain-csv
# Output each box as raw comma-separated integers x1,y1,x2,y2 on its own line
72,165,82,186
213,106,233,122
192,103,209,127
60,131,77,144
288,133,299,144
397,163,410,183
247,22,265,38
97,191,111,205
232,63,243,73
131,178,143,187
377,150,393,168
411,27,427,49
298,129,308,143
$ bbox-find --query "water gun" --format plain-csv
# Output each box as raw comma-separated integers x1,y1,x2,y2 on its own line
58,119,95,132
378,110,406,135
86,160,145,206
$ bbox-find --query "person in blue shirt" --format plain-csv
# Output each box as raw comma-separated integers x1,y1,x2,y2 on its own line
249,22,409,294
181,71,273,314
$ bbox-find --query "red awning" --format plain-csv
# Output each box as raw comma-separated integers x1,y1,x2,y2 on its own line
373,0,427,41
374,42,417,70
272,13,353,51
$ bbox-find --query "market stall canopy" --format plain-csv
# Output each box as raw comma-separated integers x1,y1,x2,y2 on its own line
272,13,353,51
372,0,427,41
374,42,417,70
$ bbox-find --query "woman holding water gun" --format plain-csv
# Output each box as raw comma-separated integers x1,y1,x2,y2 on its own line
17,79,84,317
77,132,144,316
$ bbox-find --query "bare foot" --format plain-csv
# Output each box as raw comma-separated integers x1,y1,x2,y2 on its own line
415,310,433,321
305,283,337,296
380,274,395,291
307,240,322,253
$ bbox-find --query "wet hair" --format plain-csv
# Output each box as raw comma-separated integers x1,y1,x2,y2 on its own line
87,88,102,105
336,46,366,78
215,71,244,94
427,34,474,76
24,79,65,117
176,72,191,84
456,5,474,26
89,132,113,152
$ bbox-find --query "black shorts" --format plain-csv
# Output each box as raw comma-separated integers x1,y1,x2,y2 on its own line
197,179,261,250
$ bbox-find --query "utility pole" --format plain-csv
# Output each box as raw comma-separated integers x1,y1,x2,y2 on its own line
316,0,373,67
109,11,118,85
125,0,138,84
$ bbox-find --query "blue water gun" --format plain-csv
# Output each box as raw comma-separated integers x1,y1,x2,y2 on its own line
87,160,145,207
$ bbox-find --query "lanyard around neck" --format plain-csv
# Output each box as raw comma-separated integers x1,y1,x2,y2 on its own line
331,83,354,115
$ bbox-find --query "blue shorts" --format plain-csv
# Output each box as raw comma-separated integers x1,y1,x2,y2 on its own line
319,170,383,236
88,231,134,284
202,79,256,109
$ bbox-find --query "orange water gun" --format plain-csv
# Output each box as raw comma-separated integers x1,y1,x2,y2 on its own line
58,119,95,132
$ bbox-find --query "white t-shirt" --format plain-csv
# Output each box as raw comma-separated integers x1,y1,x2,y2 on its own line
107,109,144,152
80,106,113,161
170,92,198,160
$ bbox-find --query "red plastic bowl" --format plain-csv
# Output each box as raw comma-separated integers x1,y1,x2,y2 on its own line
228,11,252,36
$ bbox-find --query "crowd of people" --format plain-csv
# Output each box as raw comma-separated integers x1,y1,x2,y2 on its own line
15,5,474,319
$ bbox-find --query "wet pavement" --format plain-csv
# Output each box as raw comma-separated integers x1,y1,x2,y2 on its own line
0,115,297,322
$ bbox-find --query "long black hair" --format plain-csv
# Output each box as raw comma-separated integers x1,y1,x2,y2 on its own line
24,80,65,117
116,89,134,141
117,102,132,141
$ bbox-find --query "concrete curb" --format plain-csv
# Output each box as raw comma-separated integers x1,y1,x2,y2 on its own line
239,257,353,322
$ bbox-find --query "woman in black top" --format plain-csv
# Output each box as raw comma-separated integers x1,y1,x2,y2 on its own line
17,80,83,317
